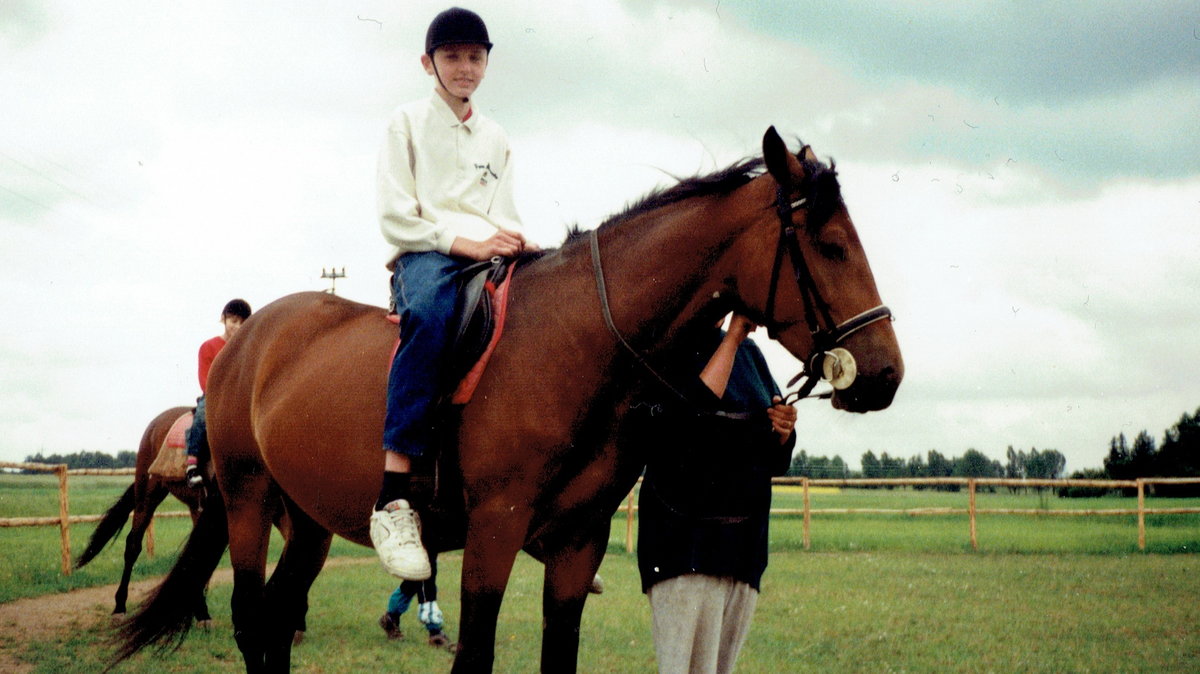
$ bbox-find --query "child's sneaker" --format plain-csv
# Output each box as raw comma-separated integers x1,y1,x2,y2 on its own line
369,499,432,580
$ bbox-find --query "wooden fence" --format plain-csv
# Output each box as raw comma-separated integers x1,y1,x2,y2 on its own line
0,461,189,575
4,463,1199,573
621,476,1200,553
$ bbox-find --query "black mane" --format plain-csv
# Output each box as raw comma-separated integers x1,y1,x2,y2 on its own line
562,145,841,245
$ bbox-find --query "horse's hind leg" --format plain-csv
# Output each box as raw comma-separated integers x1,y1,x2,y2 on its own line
223,475,276,674
262,498,332,669
114,484,170,615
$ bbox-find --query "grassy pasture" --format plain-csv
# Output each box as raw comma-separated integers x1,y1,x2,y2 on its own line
3,475,1200,671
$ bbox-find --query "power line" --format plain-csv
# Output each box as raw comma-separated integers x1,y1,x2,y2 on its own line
0,148,98,207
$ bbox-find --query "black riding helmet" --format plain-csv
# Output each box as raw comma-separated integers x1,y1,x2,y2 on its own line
425,7,493,55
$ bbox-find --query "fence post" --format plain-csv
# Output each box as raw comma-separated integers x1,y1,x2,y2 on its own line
802,477,811,550
1137,478,1146,551
57,464,71,575
968,479,978,551
147,517,156,558
625,485,635,554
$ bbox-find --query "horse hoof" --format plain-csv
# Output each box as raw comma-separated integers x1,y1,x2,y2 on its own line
293,630,305,646
195,619,213,631
589,573,605,595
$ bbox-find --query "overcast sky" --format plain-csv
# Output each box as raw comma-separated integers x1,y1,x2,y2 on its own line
2,1,1198,473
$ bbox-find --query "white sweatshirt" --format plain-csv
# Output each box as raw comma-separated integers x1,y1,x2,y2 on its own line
377,94,524,269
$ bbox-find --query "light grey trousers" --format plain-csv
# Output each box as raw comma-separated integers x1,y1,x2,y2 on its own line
647,574,759,674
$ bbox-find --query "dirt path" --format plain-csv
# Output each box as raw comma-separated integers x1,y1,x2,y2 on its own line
0,569,232,673
0,558,375,673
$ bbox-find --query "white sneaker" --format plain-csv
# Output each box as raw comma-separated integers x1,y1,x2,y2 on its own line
370,499,432,580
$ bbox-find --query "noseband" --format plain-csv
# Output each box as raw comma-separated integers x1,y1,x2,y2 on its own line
764,182,892,403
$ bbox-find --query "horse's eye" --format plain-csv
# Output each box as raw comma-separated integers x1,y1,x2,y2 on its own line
816,240,846,261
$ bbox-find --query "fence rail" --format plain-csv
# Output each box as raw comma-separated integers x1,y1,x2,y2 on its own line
621,476,1200,553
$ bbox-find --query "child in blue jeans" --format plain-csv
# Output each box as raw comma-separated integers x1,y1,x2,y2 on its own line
369,7,533,582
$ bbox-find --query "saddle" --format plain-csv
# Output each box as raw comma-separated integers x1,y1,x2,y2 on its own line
388,256,515,405
450,257,511,390
147,411,193,479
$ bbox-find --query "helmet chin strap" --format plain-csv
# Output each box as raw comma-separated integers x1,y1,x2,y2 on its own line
431,62,470,104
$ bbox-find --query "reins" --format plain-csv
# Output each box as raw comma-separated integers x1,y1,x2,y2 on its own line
589,229,752,420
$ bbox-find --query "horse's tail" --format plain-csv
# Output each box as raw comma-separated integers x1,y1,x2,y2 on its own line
110,486,229,667
74,483,136,569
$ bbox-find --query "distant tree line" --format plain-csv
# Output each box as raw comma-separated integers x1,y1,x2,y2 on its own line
788,405,1200,498
20,450,137,471
788,447,1064,492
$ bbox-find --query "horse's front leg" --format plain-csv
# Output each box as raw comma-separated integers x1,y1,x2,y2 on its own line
451,505,530,674
539,529,609,673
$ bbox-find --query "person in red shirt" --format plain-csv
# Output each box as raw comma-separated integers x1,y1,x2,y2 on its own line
185,299,251,487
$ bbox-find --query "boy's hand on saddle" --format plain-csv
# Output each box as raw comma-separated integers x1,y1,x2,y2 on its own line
767,395,797,443
453,229,537,261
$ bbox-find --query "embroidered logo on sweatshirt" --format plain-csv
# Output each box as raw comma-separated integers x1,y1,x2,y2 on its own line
475,163,498,186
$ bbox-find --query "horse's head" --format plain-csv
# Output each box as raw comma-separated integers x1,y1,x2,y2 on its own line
732,127,903,412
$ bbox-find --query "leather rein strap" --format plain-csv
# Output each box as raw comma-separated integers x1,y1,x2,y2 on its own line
590,229,750,418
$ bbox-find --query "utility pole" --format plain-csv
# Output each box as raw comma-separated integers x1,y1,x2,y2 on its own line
321,267,346,295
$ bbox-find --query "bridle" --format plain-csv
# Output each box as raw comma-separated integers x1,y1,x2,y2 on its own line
764,181,892,404
588,161,892,411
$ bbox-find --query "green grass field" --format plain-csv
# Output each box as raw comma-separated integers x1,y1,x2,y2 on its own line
3,475,1200,672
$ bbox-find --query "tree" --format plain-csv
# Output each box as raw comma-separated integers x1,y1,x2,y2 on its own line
956,448,999,478
860,450,881,486
926,450,957,491
1155,408,1200,496
829,455,849,479
879,452,905,487
1058,468,1114,498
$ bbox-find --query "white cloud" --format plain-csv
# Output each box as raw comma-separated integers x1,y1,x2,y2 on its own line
1,1,1197,475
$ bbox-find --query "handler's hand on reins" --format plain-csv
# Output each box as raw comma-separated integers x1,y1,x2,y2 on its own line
767,395,798,442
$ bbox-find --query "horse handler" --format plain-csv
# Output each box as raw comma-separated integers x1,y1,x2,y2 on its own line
630,314,797,674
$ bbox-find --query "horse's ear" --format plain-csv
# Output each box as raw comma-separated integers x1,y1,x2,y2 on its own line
763,126,798,185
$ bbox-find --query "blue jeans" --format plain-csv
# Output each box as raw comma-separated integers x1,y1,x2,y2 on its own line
185,395,206,458
383,251,470,457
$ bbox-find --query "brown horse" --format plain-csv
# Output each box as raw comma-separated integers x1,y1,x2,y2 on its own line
74,406,212,622
116,128,903,672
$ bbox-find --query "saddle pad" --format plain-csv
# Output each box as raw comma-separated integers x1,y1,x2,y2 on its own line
148,411,193,479
451,262,516,404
